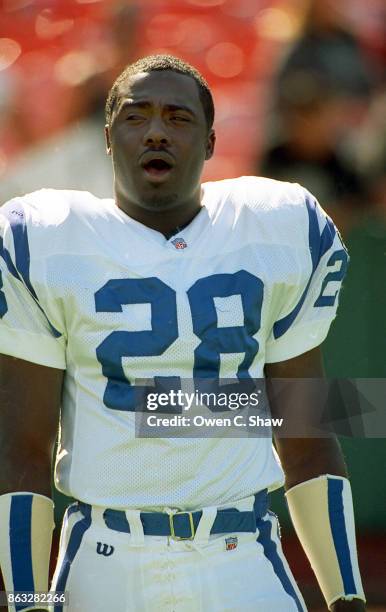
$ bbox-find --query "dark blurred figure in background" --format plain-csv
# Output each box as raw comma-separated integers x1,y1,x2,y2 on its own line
355,89,386,219
259,0,381,232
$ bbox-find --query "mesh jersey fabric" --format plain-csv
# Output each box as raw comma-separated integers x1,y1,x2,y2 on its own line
0,176,348,509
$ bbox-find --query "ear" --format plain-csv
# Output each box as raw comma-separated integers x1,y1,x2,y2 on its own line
104,124,111,155
205,129,216,160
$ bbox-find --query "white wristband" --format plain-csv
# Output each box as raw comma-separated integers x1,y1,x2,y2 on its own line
286,475,365,609
0,492,54,612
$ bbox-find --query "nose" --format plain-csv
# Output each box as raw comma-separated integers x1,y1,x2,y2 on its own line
143,116,171,147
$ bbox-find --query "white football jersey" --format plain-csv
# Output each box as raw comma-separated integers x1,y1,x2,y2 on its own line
0,177,348,510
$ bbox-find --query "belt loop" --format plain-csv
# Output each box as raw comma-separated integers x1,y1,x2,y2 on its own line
193,507,217,546
125,510,145,546
90,506,105,528
254,489,268,519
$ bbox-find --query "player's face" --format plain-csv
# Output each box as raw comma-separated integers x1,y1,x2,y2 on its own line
106,70,215,214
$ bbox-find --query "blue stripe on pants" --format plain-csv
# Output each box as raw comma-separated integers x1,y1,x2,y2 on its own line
328,478,356,594
257,512,305,612
10,495,34,612
54,504,92,612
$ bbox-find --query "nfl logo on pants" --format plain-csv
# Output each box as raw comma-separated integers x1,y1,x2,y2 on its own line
225,536,238,551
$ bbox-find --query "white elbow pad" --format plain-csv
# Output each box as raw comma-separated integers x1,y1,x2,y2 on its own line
286,474,366,609
0,492,54,612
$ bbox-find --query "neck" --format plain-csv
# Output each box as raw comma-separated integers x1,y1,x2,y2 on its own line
115,188,203,237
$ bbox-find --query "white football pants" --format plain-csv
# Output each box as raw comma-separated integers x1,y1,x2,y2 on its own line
50,497,307,612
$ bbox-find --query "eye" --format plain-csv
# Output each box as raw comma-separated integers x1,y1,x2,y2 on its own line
126,114,145,122
170,115,190,123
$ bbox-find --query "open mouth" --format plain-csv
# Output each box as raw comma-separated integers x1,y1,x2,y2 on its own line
142,158,173,177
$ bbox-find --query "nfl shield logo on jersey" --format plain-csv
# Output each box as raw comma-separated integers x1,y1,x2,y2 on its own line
171,237,187,249
225,536,238,551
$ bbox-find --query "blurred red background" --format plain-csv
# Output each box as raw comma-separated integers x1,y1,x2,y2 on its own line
0,1,385,609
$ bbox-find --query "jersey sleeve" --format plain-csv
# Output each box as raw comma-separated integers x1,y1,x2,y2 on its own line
0,199,66,368
265,188,349,363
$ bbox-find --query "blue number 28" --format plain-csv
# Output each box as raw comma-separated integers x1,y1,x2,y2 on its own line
95,271,264,411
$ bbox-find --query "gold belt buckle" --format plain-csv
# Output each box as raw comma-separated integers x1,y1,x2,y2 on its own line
169,511,195,540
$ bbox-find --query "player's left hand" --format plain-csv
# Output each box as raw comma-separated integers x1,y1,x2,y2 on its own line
330,599,366,611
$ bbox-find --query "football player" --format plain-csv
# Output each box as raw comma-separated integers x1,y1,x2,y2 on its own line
0,55,365,611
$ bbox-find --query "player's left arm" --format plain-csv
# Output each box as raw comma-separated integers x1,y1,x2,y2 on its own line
266,346,365,612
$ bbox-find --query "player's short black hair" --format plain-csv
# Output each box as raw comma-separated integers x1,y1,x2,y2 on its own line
105,54,215,131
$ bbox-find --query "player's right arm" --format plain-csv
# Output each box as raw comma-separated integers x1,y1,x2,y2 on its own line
0,197,66,611
0,355,63,496
0,356,63,611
